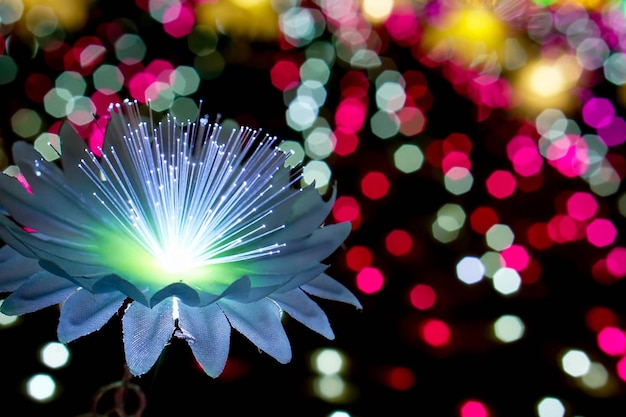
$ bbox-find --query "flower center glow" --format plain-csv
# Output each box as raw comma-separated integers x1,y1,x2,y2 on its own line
79,100,300,285
158,245,195,273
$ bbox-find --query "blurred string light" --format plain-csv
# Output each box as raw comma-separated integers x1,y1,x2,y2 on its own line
0,0,626,415
536,396,566,417
39,342,71,369
309,348,357,403
25,373,57,403
0,0,93,38
493,314,525,343
194,0,281,40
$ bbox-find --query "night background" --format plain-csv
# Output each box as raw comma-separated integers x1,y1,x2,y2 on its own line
1,0,626,416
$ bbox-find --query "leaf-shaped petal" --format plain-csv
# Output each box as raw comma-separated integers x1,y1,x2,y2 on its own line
273,264,328,294
1,271,77,315
59,122,99,195
275,185,337,241
244,222,351,274
0,245,42,292
0,216,107,277
219,298,291,364
177,302,230,377
301,273,362,309
9,142,99,236
0,217,38,258
92,275,149,306
151,284,196,307
272,289,334,339
122,299,176,376
58,289,126,343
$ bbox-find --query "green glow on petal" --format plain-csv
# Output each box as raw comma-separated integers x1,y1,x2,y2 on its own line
96,230,244,293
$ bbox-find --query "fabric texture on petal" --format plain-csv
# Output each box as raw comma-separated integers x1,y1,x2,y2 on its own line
271,288,334,339
122,299,176,376
301,273,363,309
1,271,77,316
58,289,126,343
0,245,43,292
219,298,291,364
177,302,231,377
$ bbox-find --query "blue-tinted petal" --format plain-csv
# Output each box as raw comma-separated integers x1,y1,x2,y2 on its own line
277,186,337,240
57,289,126,343
92,275,149,306
219,298,291,364
301,273,362,309
0,203,107,280
0,217,38,258
150,283,198,307
245,222,351,274
1,271,77,315
273,264,328,293
220,275,251,299
0,218,107,276
123,299,176,376
177,302,230,377
9,142,98,236
0,245,42,292
223,278,281,303
59,122,97,195
272,289,334,339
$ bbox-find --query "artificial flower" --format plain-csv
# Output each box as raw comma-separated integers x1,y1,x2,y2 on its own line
0,99,360,377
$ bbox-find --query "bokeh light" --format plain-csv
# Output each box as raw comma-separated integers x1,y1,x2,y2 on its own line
1,0,626,415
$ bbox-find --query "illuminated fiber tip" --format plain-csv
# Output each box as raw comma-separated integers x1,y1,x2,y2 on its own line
81,100,298,283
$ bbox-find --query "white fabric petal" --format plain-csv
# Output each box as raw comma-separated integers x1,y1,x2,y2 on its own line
1,271,77,315
122,299,176,376
301,273,362,309
219,298,291,364
177,302,231,377
57,289,126,343
271,289,334,339
0,245,42,292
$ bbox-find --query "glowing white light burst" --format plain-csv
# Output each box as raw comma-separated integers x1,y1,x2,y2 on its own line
78,100,298,273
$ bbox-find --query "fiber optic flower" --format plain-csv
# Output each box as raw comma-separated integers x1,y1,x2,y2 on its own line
0,100,360,377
